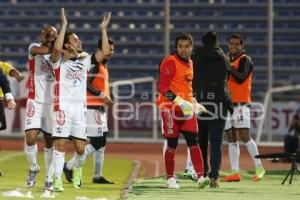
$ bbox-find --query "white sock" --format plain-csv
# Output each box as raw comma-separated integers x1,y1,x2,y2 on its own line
53,150,65,179
93,147,105,178
229,142,240,172
163,139,167,158
44,147,54,182
185,147,194,172
245,139,262,167
25,144,38,171
85,144,96,158
75,152,86,168
66,145,95,170
66,152,76,170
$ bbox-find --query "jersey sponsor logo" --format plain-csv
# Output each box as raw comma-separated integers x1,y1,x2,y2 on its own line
94,110,102,125
66,68,84,81
56,111,65,126
26,102,35,117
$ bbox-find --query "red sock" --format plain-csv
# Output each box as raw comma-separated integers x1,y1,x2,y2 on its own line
164,147,176,179
189,145,204,179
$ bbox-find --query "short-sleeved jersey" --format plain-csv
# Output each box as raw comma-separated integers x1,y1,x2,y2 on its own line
28,43,55,104
52,55,93,111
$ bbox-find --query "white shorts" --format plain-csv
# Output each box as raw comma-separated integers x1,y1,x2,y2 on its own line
52,109,87,140
86,109,108,137
225,104,251,131
24,99,53,134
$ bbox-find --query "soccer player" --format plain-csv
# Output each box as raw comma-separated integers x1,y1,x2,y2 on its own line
24,25,58,190
50,8,111,191
156,33,210,189
0,61,24,130
222,34,265,182
64,39,115,184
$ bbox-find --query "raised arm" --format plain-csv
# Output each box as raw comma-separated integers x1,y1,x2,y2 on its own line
30,46,52,56
51,8,68,63
95,12,111,63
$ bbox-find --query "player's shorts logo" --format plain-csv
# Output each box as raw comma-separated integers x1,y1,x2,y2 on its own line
165,111,173,129
26,102,35,117
56,111,65,126
94,111,102,125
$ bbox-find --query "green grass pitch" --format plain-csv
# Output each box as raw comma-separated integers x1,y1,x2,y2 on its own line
0,151,133,200
125,170,300,200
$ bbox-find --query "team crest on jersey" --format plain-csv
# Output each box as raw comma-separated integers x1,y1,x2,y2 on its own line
56,111,65,126
184,74,193,83
94,111,102,125
26,102,35,117
41,60,54,74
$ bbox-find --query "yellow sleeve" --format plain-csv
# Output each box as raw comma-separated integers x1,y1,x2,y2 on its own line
0,61,14,76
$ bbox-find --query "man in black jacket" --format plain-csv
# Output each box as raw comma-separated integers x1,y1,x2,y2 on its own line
0,69,16,130
191,31,232,188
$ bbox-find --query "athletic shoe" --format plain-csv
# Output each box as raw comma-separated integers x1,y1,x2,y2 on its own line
93,176,115,184
197,176,211,189
210,178,220,188
54,178,64,192
221,173,241,182
183,169,197,181
166,177,180,189
253,166,265,181
26,165,40,187
72,167,82,189
44,181,54,192
63,162,73,182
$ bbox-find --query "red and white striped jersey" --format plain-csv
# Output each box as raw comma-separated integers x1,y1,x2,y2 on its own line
28,43,55,104
52,55,93,111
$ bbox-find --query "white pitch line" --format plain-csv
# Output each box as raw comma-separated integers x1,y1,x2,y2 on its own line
0,152,24,162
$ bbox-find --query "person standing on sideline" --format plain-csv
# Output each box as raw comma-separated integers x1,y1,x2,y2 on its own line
156,33,210,189
0,61,23,130
191,31,232,188
222,34,265,182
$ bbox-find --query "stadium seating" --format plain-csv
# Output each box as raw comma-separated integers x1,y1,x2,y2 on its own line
0,0,299,100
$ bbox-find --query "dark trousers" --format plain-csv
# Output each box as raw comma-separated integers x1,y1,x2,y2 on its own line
197,102,227,179
0,100,6,130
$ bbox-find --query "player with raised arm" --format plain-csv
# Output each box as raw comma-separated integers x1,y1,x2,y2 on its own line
50,8,111,191
24,25,57,190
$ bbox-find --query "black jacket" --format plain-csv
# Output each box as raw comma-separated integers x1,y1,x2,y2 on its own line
0,69,11,95
192,45,231,103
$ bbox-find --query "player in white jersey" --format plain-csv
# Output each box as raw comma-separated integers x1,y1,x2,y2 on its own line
50,8,111,191
63,39,115,185
24,25,57,190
